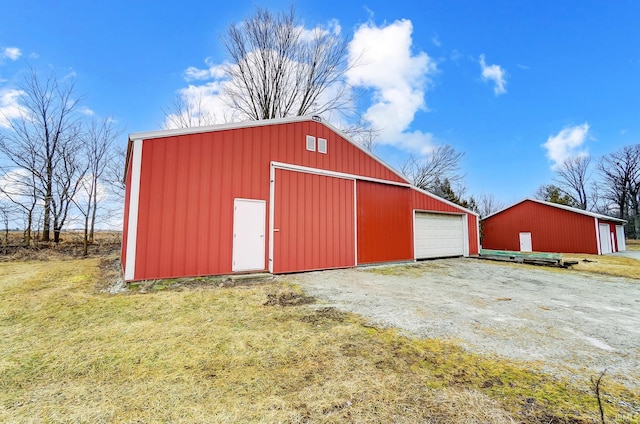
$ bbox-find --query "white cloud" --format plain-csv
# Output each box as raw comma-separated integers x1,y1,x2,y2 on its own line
78,106,95,116
479,54,507,95
346,19,438,154
431,35,441,47
2,47,21,61
298,18,341,42
183,58,226,82
542,123,590,170
0,88,24,128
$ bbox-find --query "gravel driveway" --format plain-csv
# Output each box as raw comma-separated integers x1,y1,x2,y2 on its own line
286,258,640,388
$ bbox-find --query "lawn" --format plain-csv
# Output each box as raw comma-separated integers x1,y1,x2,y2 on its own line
627,239,640,251
563,251,640,279
1,256,638,423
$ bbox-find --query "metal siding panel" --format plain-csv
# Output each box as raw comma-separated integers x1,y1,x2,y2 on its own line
274,169,355,273
468,215,480,255
482,200,599,254
357,181,413,264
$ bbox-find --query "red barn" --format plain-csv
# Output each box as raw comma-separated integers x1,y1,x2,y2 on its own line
481,198,626,255
122,116,479,281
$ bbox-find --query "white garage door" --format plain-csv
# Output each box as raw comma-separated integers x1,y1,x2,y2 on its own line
414,212,465,259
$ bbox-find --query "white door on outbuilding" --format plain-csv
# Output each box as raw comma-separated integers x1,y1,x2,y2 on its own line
414,212,465,259
598,223,612,254
519,232,532,252
616,225,626,251
232,198,266,272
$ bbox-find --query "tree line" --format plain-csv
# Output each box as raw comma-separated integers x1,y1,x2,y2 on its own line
536,147,640,238
0,67,125,254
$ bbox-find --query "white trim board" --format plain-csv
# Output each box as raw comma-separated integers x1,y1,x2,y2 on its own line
271,161,402,187
124,138,143,281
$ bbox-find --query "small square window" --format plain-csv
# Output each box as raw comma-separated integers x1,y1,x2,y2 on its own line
318,138,327,154
306,135,316,151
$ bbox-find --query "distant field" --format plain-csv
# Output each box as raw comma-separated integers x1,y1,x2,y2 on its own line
627,239,640,251
1,256,636,423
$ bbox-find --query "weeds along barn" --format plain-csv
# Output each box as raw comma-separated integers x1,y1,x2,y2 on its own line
122,116,479,281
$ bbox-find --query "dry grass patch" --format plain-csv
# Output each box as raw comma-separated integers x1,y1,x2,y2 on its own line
563,253,640,279
1,257,638,423
365,261,448,277
627,239,640,251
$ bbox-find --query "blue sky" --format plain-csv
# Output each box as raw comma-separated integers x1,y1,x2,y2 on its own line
1,0,639,206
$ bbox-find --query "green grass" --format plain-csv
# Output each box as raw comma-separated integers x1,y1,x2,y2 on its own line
0,256,638,423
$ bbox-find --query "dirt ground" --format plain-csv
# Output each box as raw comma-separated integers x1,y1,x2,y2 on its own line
286,258,640,389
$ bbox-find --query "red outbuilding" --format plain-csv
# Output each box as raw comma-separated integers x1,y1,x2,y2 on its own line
481,198,626,255
121,116,479,281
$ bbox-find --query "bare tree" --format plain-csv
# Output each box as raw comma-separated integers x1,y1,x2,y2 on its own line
0,67,83,242
105,143,127,200
50,133,88,243
554,155,591,210
0,167,40,246
222,6,352,120
599,145,640,227
340,122,380,153
401,145,465,192
477,193,505,218
163,92,219,129
0,200,15,253
73,117,121,254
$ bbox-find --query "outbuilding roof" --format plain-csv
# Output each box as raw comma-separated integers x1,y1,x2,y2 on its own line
482,198,627,224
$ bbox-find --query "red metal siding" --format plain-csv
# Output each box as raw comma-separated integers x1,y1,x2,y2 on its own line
273,169,355,273
467,214,480,255
357,181,413,264
482,200,598,254
410,188,469,214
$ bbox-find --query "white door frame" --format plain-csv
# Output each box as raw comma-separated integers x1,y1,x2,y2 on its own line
598,223,612,255
616,225,626,251
232,198,266,272
413,211,467,259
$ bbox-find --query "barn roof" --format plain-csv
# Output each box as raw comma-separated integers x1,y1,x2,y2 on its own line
482,198,627,224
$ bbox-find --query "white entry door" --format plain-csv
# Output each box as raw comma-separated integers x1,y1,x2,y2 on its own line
598,223,612,254
519,232,532,252
232,199,266,272
616,225,626,251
